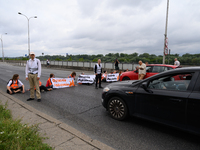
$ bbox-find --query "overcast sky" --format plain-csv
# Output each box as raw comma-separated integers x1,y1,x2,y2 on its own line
0,0,200,57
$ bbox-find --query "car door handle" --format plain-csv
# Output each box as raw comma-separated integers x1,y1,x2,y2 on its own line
170,98,182,102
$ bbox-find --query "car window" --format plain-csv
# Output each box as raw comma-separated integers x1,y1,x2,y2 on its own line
164,67,168,71
148,73,193,91
167,67,173,70
146,66,153,73
152,66,164,73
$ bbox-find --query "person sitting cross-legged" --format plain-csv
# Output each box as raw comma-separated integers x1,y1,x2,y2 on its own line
46,73,55,90
7,74,25,94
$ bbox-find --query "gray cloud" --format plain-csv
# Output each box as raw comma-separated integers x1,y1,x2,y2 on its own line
0,0,200,57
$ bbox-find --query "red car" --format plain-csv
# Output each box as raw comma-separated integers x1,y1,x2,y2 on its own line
120,64,179,81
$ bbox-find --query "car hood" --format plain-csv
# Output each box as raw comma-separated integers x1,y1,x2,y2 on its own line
107,80,139,88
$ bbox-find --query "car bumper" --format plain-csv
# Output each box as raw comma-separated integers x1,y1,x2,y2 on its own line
102,92,108,108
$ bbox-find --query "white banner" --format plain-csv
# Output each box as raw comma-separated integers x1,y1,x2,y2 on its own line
77,75,95,84
106,73,119,82
51,78,75,88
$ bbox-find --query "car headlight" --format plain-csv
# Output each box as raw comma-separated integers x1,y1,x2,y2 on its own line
103,87,110,92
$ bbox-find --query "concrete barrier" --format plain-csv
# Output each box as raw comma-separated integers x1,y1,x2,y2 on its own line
5,60,138,72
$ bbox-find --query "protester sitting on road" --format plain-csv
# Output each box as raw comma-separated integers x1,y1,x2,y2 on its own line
68,71,76,80
7,74,25,94
28,80,51,92
46,73,54,89
124,69,129,72
79,72,84,76
101,71,107,82
119,71,122,76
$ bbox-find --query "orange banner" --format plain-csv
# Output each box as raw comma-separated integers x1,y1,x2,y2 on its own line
51,78,75,88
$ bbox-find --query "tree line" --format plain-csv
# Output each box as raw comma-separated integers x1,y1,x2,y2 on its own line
2,52,200,65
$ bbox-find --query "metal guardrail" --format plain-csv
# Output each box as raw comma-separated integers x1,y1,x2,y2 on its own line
5,60,138,71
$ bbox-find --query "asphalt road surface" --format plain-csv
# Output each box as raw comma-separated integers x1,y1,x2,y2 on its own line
0,63,200,150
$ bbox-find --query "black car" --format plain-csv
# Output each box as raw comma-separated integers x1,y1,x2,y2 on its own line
102,67,200,135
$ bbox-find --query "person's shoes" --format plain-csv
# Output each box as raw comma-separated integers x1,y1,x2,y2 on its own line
48,88,52,91
95,87,98,89
99,86,103,88
37,99,41,102
27,98,34,101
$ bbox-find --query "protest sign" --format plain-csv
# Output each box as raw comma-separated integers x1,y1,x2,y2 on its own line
77,75,95,84
106,73,119,82
51,78,75,88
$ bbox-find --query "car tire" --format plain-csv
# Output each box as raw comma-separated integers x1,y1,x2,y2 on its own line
107,97,128,121
122,77,130,81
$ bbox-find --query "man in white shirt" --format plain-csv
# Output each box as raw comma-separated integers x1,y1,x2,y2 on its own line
174,58,180,66
25,52,42,102
137,61,146,80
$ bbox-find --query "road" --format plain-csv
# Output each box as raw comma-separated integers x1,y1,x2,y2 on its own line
0,63,200,150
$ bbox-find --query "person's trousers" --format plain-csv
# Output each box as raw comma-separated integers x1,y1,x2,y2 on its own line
96,74,102,87
7,87,22,94
138,74,145,80
28,74,41,99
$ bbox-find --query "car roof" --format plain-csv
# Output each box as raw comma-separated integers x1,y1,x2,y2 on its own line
147,64,177,68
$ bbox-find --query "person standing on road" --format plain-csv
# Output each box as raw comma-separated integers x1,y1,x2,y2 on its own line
115,58,120,71
137,60,146,80
25,52,42,102
46,59,50,68
94,59,103,89
174,58,180,66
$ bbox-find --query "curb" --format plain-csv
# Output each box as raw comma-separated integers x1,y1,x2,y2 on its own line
0,90,114,150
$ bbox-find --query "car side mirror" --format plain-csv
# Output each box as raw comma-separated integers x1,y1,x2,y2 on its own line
141,82,153,93
141,82,148,90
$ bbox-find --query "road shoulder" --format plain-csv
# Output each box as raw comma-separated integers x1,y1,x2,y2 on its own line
0,89,114,150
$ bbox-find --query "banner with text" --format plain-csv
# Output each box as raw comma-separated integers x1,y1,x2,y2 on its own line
51,78,75,88
77,75,95,84
106,73,119,82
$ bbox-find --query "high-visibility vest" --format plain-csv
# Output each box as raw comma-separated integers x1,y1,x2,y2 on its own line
47,78,52,86
101,73,107,80
9,80,19,89
68,75,72,78
95,64,102,74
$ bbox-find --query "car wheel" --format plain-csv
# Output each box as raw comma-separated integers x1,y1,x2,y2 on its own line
122,77,130,81
108,97,128,121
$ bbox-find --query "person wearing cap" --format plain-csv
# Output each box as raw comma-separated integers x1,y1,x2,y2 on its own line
25,52,42,102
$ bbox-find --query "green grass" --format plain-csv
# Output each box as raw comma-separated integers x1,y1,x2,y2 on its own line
0,102,53,150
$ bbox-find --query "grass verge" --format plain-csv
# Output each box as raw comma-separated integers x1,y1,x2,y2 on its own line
0,102,53,150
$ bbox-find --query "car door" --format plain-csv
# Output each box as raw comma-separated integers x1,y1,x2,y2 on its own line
187,72,200,134
134,72,195,129
144,66,155,79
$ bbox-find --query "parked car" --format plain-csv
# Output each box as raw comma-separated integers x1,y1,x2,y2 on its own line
102,67,200,135
120,64,179,81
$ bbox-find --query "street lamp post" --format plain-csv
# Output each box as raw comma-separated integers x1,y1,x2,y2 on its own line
18,12,37,56
0,33,7,62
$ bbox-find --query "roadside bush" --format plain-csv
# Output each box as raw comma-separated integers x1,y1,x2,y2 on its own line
0,103,52,150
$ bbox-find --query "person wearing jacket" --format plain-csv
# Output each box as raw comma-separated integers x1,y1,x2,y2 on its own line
46,73,54,88
7,74,25,94
68,72,76,79
94,59,103,89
